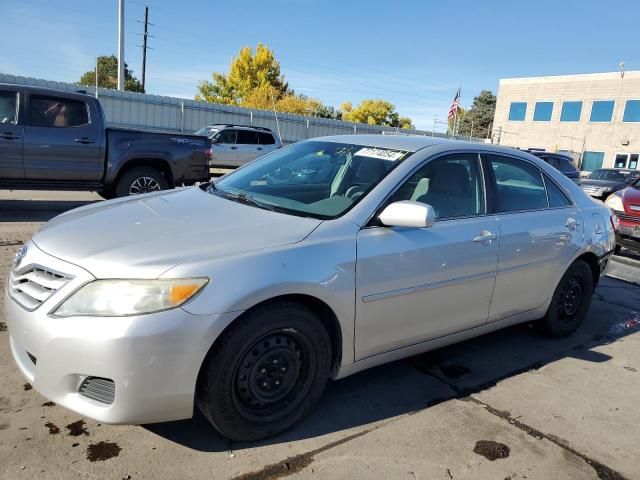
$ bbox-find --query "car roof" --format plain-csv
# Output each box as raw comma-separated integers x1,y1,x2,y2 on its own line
205,124,275,133
0,82,94,98
313,134,526,156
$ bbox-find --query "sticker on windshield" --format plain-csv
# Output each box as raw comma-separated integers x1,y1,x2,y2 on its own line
355,147,405,161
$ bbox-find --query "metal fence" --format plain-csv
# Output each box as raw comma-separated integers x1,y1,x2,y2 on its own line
0,73,487,144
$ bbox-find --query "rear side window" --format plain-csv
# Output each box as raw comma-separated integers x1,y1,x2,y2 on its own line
237,130,259,144
545,175,572,207
487,155,548,212
558,158,578,173
0,91,18,125
258,132,275,145
28,95,89,128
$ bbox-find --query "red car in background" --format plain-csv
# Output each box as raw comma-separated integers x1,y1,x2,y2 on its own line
606,177,640,253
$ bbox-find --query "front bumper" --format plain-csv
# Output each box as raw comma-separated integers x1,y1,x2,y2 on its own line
5,244,238,425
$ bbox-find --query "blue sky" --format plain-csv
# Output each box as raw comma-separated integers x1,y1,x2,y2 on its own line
2,0,639,129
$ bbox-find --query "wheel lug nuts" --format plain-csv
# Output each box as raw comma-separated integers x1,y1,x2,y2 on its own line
275,380,280,386
262,382,268,387
281,367,286,372
260,368,266,373
273,359,278,364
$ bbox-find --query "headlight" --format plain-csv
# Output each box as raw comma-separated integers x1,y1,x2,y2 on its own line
53,278,209,317
605,194,624,212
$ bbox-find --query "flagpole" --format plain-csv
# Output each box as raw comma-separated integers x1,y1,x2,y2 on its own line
455,82,461,136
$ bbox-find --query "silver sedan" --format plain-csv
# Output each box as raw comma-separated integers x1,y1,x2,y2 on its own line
5,135,615,441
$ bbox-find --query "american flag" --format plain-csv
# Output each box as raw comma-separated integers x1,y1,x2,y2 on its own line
448,87,461,120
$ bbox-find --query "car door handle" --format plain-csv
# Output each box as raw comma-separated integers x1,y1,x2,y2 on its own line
230,146,237,150
565,218,580,230
473,230,497,242
74,138,96,144
257,147,263,151
1,132,19,140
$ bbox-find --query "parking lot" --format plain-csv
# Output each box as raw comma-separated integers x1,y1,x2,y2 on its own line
1,190,639,480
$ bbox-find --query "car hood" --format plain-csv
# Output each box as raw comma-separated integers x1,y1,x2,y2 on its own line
581,179,625,189
32,187,322,278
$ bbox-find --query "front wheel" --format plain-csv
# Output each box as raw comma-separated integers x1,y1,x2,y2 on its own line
196,301,332,441
539,260,594,337
114,167,169,197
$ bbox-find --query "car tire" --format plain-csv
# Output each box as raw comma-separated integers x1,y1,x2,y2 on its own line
614,244,622,255
540,259,594,337
114,167,169,197
196,301,332,442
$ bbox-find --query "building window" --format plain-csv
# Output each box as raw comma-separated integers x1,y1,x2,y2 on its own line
533,102,553,121
623,100,640,122
590,100,615,122
614,153,639,169
560,101,582,122
581,151,604,171
508,102,527,121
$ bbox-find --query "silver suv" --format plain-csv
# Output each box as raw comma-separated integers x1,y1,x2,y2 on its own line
195,124,282,168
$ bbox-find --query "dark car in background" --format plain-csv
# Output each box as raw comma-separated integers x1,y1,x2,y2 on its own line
0,84,212,198
580,168,640,200
525,151,581,184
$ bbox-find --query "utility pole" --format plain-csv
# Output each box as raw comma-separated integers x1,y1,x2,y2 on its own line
117,0,125,91
138,5,154,91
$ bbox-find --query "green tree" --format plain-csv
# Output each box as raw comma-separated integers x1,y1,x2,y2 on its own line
457,90,496,138
448,107,466,135
78,55,144,93
196,43,288,105
341,99,413,129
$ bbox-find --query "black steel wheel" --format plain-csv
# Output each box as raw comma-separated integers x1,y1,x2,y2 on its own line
196,301,332,441
540,259,594,337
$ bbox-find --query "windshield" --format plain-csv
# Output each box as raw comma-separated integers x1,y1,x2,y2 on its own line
587,169,628,181
194,127,219,138
211,140,411,219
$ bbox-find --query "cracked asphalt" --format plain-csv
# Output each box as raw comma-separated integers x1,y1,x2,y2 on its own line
1,191,639,480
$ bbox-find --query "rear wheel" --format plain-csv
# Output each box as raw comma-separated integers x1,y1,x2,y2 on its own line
196,301,331,441
114,167,169,197
540,260,594,337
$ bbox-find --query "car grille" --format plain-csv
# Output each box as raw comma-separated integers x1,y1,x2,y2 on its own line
615,210,640,223
79,377,116,405
9,266,71,310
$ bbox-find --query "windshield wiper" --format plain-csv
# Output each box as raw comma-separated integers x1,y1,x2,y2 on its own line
216,190,281,213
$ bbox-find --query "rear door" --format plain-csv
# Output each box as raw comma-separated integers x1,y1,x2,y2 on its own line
0,88,24,179
258,131,278,156
211,129,238,167
23,94,103,181
483,153,583,321
236,129,261,165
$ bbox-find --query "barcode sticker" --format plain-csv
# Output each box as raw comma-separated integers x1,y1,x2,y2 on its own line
355,148,405,161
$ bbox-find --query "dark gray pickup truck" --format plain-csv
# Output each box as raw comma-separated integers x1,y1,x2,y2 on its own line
0,84,211,198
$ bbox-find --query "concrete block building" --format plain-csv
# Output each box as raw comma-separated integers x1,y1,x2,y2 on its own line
493,71,640,171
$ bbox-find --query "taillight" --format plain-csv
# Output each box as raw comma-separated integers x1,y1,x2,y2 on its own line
205,146,213,163
610,213,619,232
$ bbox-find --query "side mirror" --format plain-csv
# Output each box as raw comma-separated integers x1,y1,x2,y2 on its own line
210,137,219,144
378,201,435,228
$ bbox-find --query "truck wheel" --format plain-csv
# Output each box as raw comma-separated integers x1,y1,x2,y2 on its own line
115,167,169,197
97,189,116,200
196,301,332,441
539,260,594,337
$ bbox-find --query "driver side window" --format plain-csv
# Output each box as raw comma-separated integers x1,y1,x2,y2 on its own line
390,154,485,220
216,130,237,144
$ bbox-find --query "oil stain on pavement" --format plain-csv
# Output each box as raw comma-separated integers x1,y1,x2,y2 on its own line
86,441,122,462
473,440,510,461
65,420,89,436
45,422,60,434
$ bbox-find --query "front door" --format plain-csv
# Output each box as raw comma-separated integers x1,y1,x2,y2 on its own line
0,89,24,179
355,153,499,360
23,94,102,181
211,129,238,167
484,154,583,321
